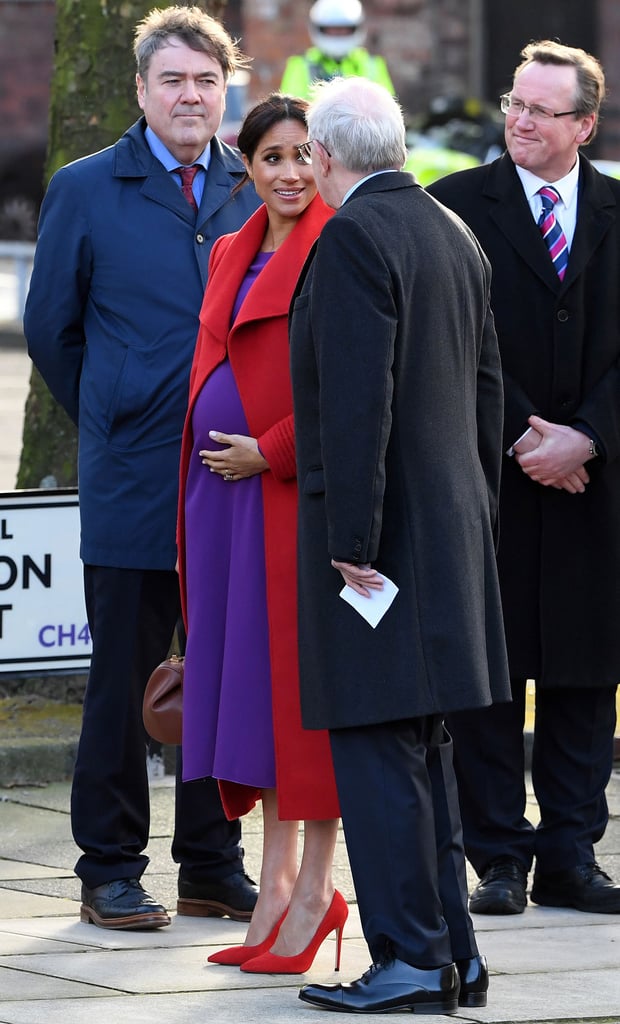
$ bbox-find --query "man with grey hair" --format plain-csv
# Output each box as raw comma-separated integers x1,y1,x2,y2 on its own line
290,77,510,1014
25,6,260,930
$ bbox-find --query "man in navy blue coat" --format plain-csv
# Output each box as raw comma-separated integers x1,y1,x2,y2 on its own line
24,6,260,929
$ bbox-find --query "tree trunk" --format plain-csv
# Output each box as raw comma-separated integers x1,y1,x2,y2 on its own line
18,0,227,489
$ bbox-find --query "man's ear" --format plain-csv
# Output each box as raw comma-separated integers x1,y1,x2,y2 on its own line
317,145,330,176
136,73,146,110
575,112,596,145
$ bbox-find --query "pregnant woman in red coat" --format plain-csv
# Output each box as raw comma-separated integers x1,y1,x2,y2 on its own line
177,94,346,974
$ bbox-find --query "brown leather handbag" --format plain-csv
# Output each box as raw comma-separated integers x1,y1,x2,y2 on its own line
143,654,183,745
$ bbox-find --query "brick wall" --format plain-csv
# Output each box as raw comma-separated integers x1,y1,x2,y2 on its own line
598,0,620,157
0,1,55,236
242,0,437,116
5,0,458,145
242,0,308,97
241,1,477,131
0,0,55,149
3,0,619,170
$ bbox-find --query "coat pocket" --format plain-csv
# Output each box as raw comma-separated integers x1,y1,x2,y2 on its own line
303,468,325,494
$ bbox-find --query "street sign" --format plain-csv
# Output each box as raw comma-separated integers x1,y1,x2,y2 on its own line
0,488,91,673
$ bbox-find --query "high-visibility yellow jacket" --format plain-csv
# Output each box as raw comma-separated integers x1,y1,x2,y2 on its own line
404,146,480,186
280,46,395,100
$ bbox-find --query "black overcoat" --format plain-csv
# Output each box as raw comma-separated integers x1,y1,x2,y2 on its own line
290,172,511,730
430,154,620,688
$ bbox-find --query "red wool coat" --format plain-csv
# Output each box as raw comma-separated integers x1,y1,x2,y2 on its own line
178,195,339,821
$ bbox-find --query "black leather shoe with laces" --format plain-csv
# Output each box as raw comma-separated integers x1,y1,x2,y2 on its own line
80,878,170,930
299,959,460,1015
177,869,258,920
469,856,528,915
531,862,620,914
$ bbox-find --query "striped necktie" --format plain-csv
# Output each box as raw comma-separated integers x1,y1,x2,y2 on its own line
537,185,568,280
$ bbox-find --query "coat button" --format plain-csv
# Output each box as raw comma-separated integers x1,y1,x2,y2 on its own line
557,309,569,322
196,233,205,244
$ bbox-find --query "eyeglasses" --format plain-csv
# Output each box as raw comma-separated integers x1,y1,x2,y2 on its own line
297,139,332,164
500,94,578,122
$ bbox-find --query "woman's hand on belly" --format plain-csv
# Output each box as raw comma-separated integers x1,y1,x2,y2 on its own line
200,430,269,481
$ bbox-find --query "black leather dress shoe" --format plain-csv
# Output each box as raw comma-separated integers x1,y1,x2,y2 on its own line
456,954,488,1007
177,870,258,921
80,878,170,930
299,959,459,1014
530,862,620,914
469,856,528,914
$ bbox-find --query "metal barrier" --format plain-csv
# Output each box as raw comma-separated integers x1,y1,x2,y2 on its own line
0,241,36,325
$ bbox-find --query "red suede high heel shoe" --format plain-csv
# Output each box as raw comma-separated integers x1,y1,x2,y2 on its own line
240,890,348,975
207,909,287,966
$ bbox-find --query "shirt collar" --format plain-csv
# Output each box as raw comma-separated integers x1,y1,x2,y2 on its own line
515,159,580,208
144,125,211,172
342,169,399,205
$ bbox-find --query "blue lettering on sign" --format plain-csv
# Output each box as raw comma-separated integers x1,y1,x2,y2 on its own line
38,624,92,648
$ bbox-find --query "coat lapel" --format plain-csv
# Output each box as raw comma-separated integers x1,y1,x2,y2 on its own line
196,136,248,226
112,120,185,217
563,156,617,287
484,154,562,292
234,195,332,330
201,204,269,347
484,152,618,294
200,195,332,348
112,123,247,223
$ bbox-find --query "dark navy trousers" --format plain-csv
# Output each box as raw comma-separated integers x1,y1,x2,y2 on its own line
329,715,477,968
72,566,242,888
447,679,617,876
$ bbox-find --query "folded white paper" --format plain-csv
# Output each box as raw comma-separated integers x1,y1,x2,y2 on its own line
339,573,399,628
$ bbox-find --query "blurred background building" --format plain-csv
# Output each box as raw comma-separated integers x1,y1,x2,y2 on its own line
2,0,620,241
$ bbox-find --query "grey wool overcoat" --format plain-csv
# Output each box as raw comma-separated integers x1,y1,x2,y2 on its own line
290,172,512,731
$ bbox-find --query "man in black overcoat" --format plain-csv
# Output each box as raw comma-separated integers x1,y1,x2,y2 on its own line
429,40,620,915
290,77,511,1015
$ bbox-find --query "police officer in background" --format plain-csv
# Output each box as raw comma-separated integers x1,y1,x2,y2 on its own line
280,0,394,100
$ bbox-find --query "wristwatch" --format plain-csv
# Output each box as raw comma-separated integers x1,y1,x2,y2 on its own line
588,437,599,457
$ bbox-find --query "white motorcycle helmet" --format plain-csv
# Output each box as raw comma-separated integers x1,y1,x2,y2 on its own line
309,0,367,60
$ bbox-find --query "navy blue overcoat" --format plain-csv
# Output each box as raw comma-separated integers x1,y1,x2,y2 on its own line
24,118,259,569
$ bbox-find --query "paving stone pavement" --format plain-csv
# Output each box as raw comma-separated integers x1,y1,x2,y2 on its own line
0,770,618,1024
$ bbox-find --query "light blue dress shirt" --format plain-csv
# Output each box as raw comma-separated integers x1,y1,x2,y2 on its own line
145,125,211,208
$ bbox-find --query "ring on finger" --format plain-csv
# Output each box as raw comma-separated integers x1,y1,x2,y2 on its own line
224,471,234,481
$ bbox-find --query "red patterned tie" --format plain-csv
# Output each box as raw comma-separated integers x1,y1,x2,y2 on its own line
537,185,568,280
174,165,199,212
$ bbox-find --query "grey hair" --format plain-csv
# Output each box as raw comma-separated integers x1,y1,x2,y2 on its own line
307,77,407,173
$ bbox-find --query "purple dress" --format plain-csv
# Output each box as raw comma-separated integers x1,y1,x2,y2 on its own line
182,251,276,787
